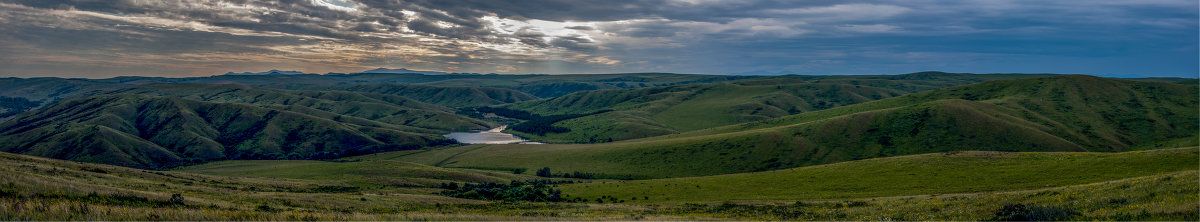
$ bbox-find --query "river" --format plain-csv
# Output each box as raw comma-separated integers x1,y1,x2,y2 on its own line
443,125,543,144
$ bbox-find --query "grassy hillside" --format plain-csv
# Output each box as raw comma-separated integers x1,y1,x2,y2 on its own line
2,144,1195,220
0,96,41,118
413,73,757,98
93,84,494,132
272,83,538,108
0,73,751,116
500,72,1066,143
177,160,533,189
177,72,752,98
629,170,1197,220
0,77,121,109
0,149,595,220
501,81,906,143
0,95,454,168
0,144,1190,220
772,71,1059,89
560,147,1198,203
685,75,1200,150
386,75,1199,178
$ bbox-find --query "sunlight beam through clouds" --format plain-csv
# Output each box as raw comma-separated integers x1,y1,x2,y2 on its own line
0,0,1194,78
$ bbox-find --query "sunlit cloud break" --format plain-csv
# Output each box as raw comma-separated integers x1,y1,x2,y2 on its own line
0,0,1195,78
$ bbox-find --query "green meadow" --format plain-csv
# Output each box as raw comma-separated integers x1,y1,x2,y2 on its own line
560,147,1198,203
0,146,1195,220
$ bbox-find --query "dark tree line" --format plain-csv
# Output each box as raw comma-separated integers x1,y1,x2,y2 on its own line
458,106,539,120
535,167,596,179
0,96,41,118
458,106,612,136
509,110,612,136
438,180,572,202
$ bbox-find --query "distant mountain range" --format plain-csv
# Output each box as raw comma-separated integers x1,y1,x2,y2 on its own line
359,68,490,75
221,68,488,76
223,69,308,76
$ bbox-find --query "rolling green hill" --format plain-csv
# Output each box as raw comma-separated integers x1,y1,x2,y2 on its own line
0,77,122,109
0,73,753,112
685,74,1200,150
560,147,1198,203
270,83,538,108
176,159,535,189
500,81,907,143
0,95,454,168
498,72,1068,143
176,72,755,99
770,71,1060,89
411,73,757,98
385,75,1199,178
0,147,579,220
0,96,41,118
92,84,495,132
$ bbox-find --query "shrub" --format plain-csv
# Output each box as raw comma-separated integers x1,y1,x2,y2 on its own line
469,107,538,120
256,204,277,212
510,110,612,135
169,193,184,206
990,204,1077,221
438,180,566,202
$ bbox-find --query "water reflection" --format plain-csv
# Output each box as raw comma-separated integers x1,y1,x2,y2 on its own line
443,125,543,144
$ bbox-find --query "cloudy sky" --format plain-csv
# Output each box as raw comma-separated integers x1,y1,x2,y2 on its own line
0,0,1196,78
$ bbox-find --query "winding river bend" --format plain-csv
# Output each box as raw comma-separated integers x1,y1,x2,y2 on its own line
443,125,543,144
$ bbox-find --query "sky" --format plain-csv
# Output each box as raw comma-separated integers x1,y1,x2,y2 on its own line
0,0,1196,78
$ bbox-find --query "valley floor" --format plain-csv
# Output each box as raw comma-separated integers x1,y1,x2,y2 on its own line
0,147,1196,220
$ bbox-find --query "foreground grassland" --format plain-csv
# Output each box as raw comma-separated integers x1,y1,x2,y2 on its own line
559,147,1198,203
176,160,535,193
2,150,1200,220
0,147,1196,220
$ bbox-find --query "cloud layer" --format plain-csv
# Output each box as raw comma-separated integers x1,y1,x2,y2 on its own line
0,0,1196,77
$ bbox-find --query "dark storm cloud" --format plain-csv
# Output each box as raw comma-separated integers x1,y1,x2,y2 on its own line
549,35,598,52
513,27,550,48
0,0,1195,77
405,17,495,42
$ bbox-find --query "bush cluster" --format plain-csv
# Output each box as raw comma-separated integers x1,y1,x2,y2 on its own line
438,180,568,202
0,96,41,118
535,167,595,179
990,203,1078,221
510,110,612,136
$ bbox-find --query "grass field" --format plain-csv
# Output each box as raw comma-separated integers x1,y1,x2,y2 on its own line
500,72,1066,143
176,159,536,193
1,146,1195,220
559,147,1198,203
640,171,1197,220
